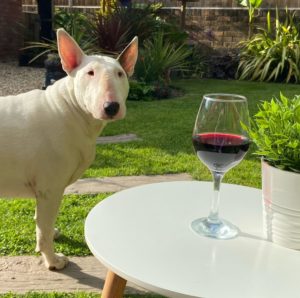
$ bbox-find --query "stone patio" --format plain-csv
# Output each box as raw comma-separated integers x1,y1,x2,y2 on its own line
0,256,148,294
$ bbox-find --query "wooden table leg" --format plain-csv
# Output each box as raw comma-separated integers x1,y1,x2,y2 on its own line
102,270,127,298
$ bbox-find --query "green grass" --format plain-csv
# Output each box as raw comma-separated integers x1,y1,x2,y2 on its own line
1,79,300,257
0,194,108,256
86,78,300,188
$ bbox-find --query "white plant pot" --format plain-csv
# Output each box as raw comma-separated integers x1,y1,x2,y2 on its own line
262,160,300,249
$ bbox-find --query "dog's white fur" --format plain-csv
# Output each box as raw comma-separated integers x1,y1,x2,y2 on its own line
0,29,138,269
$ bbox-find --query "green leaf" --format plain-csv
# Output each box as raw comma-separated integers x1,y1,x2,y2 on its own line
280,92,289,106
238,0,248,7
267,11,271,33
295,105,300,123
251,0,262,8
287,140,299,149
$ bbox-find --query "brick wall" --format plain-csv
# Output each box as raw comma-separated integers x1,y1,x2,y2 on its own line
173,8,250,49
21,0,300,51
168,8,297,49
0,0,23,59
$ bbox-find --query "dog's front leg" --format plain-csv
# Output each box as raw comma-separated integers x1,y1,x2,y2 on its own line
34,213,60,241
35,192,68,270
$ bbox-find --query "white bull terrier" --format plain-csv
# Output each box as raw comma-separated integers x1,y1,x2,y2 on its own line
0,29,138,270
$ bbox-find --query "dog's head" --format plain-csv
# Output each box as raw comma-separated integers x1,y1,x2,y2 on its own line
56,28,138,121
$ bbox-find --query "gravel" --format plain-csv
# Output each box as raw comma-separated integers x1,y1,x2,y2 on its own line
0,61,45,96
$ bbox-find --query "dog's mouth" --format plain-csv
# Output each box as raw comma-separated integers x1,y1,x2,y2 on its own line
102,112,125,121
98,109,126,121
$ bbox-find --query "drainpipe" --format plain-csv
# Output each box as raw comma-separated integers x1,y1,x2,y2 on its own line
36,0,54,41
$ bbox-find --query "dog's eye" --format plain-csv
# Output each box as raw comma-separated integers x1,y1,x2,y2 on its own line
118,71,124,78
87,70,94,76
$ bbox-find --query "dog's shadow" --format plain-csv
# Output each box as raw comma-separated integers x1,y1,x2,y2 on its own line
54,234,105,289
59,260,147,295
59,260,105,289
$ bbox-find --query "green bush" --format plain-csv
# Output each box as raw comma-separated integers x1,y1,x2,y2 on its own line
245,93,300,172
128,81,155,101
134,32,191,86
237,9,300,83
54,8,92,41
183,43,207,79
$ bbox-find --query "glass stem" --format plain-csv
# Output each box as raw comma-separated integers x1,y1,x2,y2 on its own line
207,171,224,224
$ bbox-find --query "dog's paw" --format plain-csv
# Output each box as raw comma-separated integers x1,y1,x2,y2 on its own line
45,253,69,270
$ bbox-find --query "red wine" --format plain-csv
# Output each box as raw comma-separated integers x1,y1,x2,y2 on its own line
192,133,250,172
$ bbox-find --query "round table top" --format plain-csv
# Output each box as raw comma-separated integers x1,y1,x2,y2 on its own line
85,181,300,298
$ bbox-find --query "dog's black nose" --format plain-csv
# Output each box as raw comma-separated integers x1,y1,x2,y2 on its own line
103,101,120,117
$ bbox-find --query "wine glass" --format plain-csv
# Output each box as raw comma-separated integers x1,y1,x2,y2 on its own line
191,94,250,239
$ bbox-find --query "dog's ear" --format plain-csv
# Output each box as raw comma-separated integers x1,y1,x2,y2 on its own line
57,28,84,74
117,37,138,77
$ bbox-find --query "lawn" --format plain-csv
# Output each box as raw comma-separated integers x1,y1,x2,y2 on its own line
1,79,300,257
86,78,300,188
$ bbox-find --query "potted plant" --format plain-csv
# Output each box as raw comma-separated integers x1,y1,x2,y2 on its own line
245,93,300,249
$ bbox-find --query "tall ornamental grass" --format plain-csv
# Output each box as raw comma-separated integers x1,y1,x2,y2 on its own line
237,9,300,83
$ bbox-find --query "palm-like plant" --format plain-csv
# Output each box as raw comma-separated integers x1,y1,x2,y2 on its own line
237,9,300,83
135,32,192,86
23,9,96,63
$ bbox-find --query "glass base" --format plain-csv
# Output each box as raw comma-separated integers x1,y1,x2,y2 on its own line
191,217,239,240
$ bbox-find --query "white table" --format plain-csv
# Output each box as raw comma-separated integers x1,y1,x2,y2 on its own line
85,181,300,298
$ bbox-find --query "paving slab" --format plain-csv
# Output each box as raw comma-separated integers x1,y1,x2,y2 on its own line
0,256,148,294
96,133,141,144
64,173,193,195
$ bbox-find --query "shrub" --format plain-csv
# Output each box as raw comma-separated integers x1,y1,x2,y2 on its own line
181,43,207,79
134,32,192,86
237,9,300,83
128,81,155,101
54,8,92,42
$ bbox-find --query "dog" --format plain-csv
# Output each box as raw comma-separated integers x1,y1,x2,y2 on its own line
0,28,138,270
